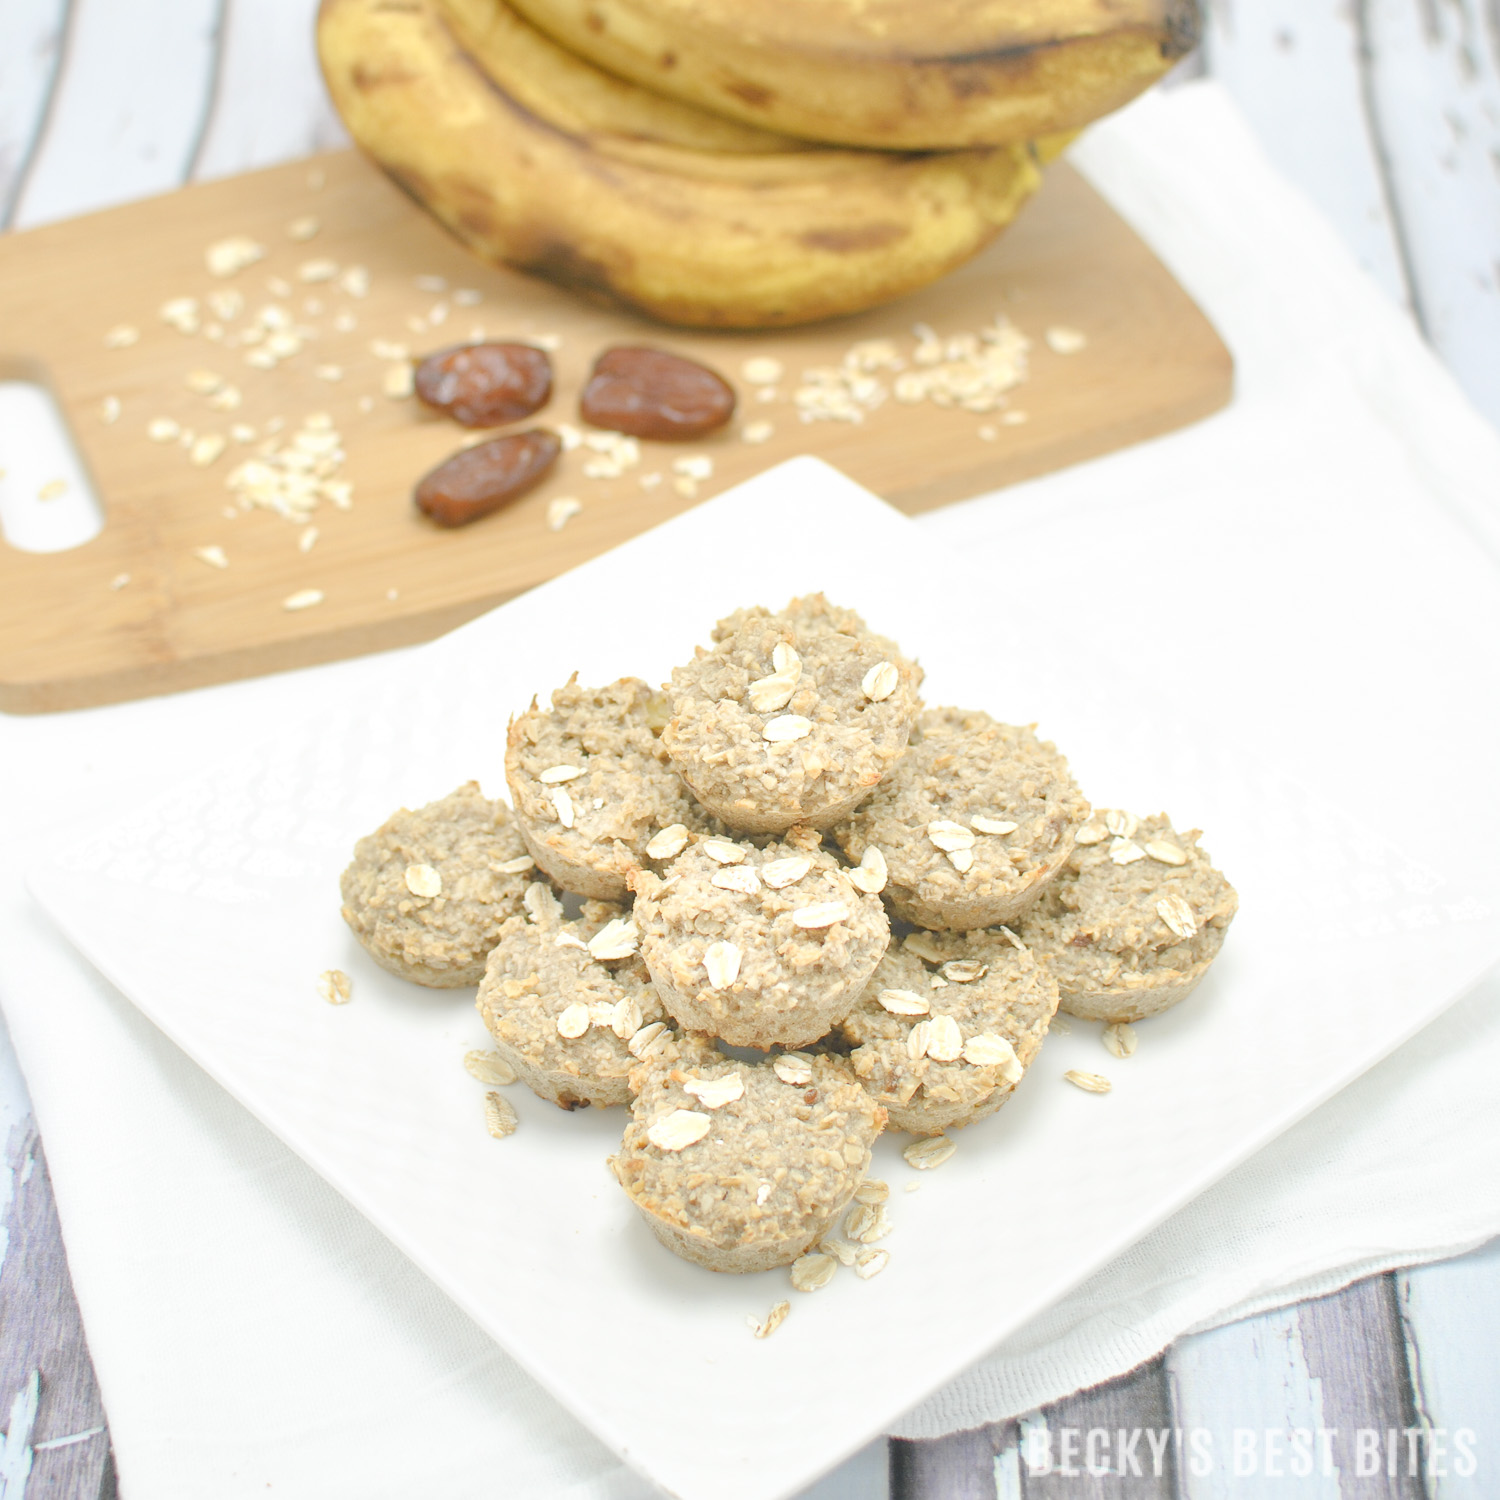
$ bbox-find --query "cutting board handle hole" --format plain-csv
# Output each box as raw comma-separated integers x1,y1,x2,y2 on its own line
0,378,105,554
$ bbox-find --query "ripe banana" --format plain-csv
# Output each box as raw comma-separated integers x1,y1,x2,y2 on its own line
505,0,1200,150
317,0,1043,329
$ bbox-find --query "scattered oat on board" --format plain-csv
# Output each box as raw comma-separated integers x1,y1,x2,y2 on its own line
206,236,265,277
748,1301,790,1339
741,356,783,385
903,1135,956,1170
464,1049,518,1086
193,545,228,570
1045,325,1088,355
484,1091,519,1138
855,1248,889,1280
1102,1023,1138,1059
741,420,774,444
1064,1070,1113,1094
316,969,352,1005
547,496,582,531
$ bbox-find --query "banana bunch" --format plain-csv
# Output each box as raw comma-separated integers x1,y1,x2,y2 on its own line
317,0,1196,328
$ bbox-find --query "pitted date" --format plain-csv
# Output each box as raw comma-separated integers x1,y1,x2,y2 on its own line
414,342,553,427
579,346,735,440
415,429,561,527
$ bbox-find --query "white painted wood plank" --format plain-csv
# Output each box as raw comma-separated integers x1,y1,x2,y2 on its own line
10,0,222,229
1202,0,1413,308
795,1438,889,1500
0,0,69,228
1168,1304,1347,1500
1361,0,1500,429
1168,1276,1424,1499
1397,1237,1500,1499
191,0,349,182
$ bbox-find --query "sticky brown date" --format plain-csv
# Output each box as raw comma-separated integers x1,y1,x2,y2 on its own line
579,347,735,440
414,342,552,427
415,429,561,528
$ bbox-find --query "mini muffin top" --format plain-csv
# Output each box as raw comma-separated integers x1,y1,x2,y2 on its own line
629,829,889,1040
836,707,1089,915
476,885,669,1090
660,594,922,832
838,929,1058,1121
614,1033,885,1253
506,675,707,875
339,781,535,983
1019,811,1238,987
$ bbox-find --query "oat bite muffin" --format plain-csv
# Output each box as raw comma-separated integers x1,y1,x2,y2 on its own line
612,1032,886,1273
660,594,923,834
339,781,536,987
629,828,889,1049
838,929,1059,1135
475,883,671,1108
1018,811,1238,1024
835,708,1089,931
506,675,715,902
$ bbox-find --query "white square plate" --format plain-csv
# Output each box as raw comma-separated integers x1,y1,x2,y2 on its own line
26,459,1500,1500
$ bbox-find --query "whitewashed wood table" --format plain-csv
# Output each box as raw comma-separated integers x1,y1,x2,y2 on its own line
2,3,1498,1496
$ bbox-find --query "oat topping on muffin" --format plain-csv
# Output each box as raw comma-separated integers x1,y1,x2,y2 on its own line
835,707,1089,930
1017,811,1237,1023
339,781,534,987
661,594,923,833
838,928,1059,1134
613,1032,886,1273
476,883,670,1108
629,828,889,1048
507,675,712,902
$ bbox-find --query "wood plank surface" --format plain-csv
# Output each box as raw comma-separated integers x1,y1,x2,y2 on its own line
1397,1239,1500,1499
1203,0,1413,310
0,149,1231,713
0,0,68,228
1359,0,1500,427
1168,1278,1427,1500
9,0,224,230
1206,0,1500,430
1,7,1496,1500
0,1126,112,1500
191,0,350,181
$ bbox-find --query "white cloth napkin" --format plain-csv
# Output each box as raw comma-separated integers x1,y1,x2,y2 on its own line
3,79,1500,1497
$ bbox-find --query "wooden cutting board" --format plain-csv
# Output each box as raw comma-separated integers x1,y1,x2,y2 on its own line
0,148,1230,714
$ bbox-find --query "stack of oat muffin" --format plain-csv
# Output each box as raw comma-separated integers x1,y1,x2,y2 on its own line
339,595,1237,1279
